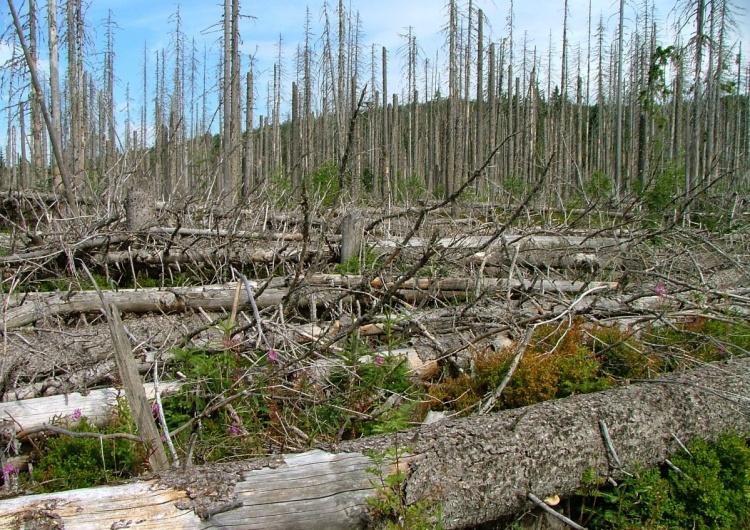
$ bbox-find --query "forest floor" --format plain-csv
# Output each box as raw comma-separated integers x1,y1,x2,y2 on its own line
0,191,748,529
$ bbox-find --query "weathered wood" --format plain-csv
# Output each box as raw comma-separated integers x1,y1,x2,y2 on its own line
2,277,617,330
147,226,310,241
0,357,747,529
98,247,318,267
340,210,364,264
0,450,392,530
1,283,288,330
107,303,169,471
126,189,155,231
0,383,181,435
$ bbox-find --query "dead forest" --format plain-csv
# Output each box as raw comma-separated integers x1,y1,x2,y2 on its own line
0,0,749,529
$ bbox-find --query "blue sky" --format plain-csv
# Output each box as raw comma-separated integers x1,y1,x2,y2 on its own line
3,0,750,141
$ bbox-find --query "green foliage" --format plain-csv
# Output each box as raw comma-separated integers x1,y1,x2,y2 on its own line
584,171,612,199
646,317,749,368
33,272,110,293
501,174,526,199
590,325,663,379
335,244,381,274
362,167,376,193
366,447,443,529
162,347,243,428
311,161,340,206
428,317,750,416
574,432,750,530
395,173,427,203
160,339,424,462
30,413,147,493
428,322,616,413
643,165,683,213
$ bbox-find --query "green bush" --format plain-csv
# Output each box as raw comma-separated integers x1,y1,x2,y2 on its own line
31,414,147,493
585,171,612,200
575,432,750,529
643,165,683,213
311,161,340,206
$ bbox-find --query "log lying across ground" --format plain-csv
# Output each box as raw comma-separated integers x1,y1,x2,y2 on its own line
1,356,748,529
0,382,182,436
1,277,620,330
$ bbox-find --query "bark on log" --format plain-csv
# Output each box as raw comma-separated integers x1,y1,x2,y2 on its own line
0,356,748,529
1,284,288,330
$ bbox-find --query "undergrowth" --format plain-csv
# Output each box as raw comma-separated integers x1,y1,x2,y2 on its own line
572,432,750,530
28,407,147,493
426,317,742,414
159,335,424,464
16,315,749,503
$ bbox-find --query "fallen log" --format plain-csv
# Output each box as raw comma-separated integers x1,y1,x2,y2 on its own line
1,283,288,330
0,356,747,529
0,382,182,436
1,276,618,330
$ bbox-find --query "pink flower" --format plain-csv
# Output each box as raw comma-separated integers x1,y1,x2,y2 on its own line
71,409,83,421
227,424,241,437
374,355,385,366
267,349,279,362
2,463,17,489
654,282,666,296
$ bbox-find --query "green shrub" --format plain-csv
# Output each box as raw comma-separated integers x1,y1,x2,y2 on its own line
311,161,340,206
585,171,612,199
31,414,147,492
575,432,750,529
643,165,683,213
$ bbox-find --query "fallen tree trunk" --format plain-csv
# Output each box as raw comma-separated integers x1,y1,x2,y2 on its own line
0,382,182,436
1,277,618,330
1,356,748,529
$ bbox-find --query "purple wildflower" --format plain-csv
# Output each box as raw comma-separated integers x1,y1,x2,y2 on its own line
227,424,241,437
2,463,17,489
374,355,385,366
71,408,83,421
654,282,667,296
267,349,279,363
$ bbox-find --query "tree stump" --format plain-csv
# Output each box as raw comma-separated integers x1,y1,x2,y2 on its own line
340,210,364,265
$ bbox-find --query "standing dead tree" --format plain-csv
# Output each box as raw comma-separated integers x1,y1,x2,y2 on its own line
6,0,79,216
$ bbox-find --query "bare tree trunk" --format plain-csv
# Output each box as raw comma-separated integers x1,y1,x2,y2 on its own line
687,0,705,198
28,0,44,182
230,0,241,197
7,0,78,214
221,0,232,201
243,69,254,195
614,0,625,198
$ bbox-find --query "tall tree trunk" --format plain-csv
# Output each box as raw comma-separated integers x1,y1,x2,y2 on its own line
687,0,705,198
614,0,626,197
49,0,63,184
28,0,44,182
221,0,232,201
